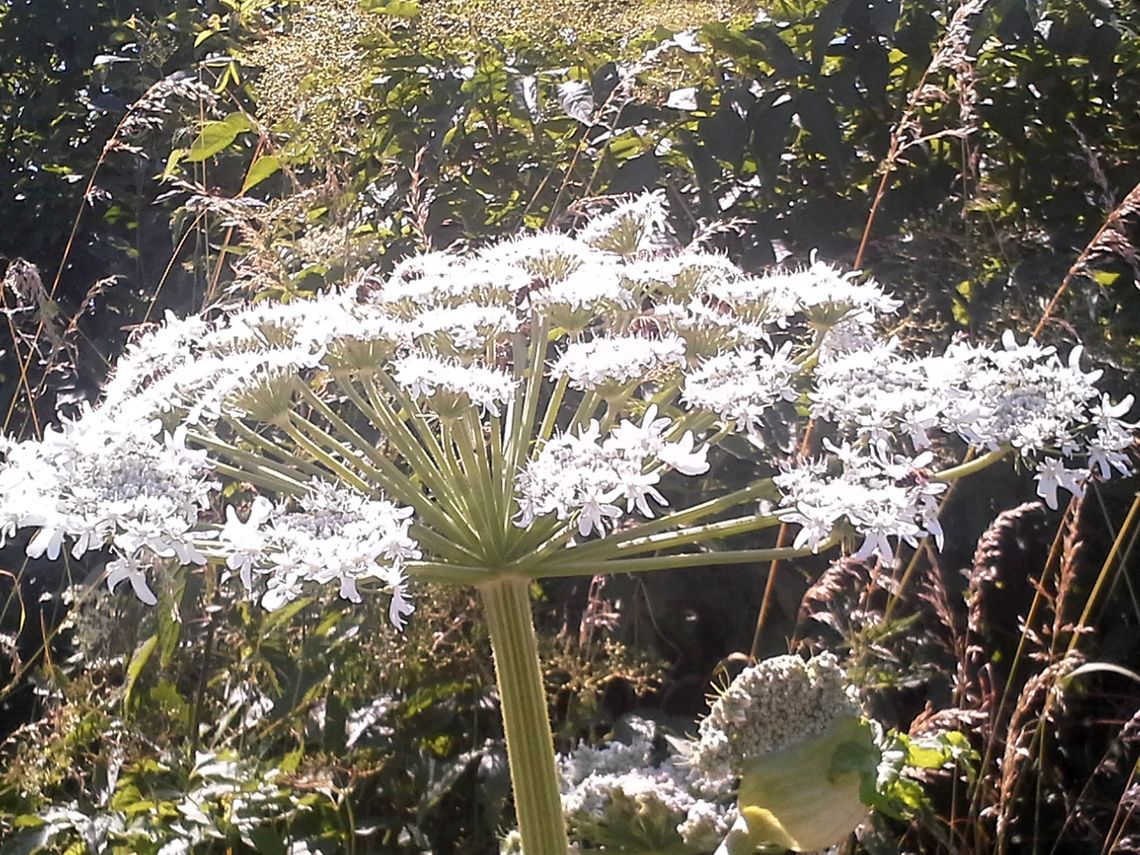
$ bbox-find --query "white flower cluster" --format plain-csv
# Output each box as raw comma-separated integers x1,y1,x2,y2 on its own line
803,329,1137,542
216,482,418,626
775,443,947,564
391,352,516,417
558,719,735,853
691,653,862,780
0,414,215,605
550,334,686,392
515,407,709,536
681,343,798,435
0,190,1133,620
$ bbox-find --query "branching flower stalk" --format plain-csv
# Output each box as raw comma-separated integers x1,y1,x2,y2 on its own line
0,194,1134,853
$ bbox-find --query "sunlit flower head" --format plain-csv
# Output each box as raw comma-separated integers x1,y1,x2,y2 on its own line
0,192,1132,628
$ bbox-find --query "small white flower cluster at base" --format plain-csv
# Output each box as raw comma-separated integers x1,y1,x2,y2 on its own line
556,717,736,853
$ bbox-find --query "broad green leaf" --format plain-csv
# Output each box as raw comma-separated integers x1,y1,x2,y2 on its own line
241,155,282,194
736,716,875,852
185,113,252,163
194,27,218,48
906,741,951,769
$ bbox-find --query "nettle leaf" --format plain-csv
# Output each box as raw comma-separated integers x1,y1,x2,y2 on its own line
185,113,254,163
557,80,595,124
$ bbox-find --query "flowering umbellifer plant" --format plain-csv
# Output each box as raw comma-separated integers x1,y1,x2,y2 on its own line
0,193,1133,853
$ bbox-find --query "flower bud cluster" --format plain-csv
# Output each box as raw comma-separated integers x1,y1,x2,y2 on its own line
691,653,861,780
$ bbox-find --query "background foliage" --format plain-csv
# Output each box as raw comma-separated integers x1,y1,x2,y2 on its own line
1,0,1138,851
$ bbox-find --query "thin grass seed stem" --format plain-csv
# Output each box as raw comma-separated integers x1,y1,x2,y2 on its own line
968,498,1073,827
1066,492,1140,655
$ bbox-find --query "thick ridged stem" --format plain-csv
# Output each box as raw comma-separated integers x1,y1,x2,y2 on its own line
480,577,569,854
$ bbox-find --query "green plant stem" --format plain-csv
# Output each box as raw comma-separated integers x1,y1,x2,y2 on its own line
479,577,569,855
537,539,833,578
1066,491,1140,655
933,447,1009,482
541,512,783,567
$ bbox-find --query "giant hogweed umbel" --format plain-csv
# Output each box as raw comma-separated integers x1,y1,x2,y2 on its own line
0,194,1133,852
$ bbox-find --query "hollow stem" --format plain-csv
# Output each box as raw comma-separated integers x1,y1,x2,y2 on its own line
479,577,569,855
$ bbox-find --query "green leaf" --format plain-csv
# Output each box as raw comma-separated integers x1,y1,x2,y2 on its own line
905,741,950,768
194,27,218,48
158,569,187,668
260,595,314,635
185,113,253,163
123,634,159,715
241,155,282,194
363,0,420,17
246,828,287,855
280,748,304,774
162,148,187,180
811,0,856,68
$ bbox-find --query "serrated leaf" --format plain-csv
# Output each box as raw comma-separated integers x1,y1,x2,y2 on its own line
185,113,253,163
905,741,950,769
241,155,282,194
